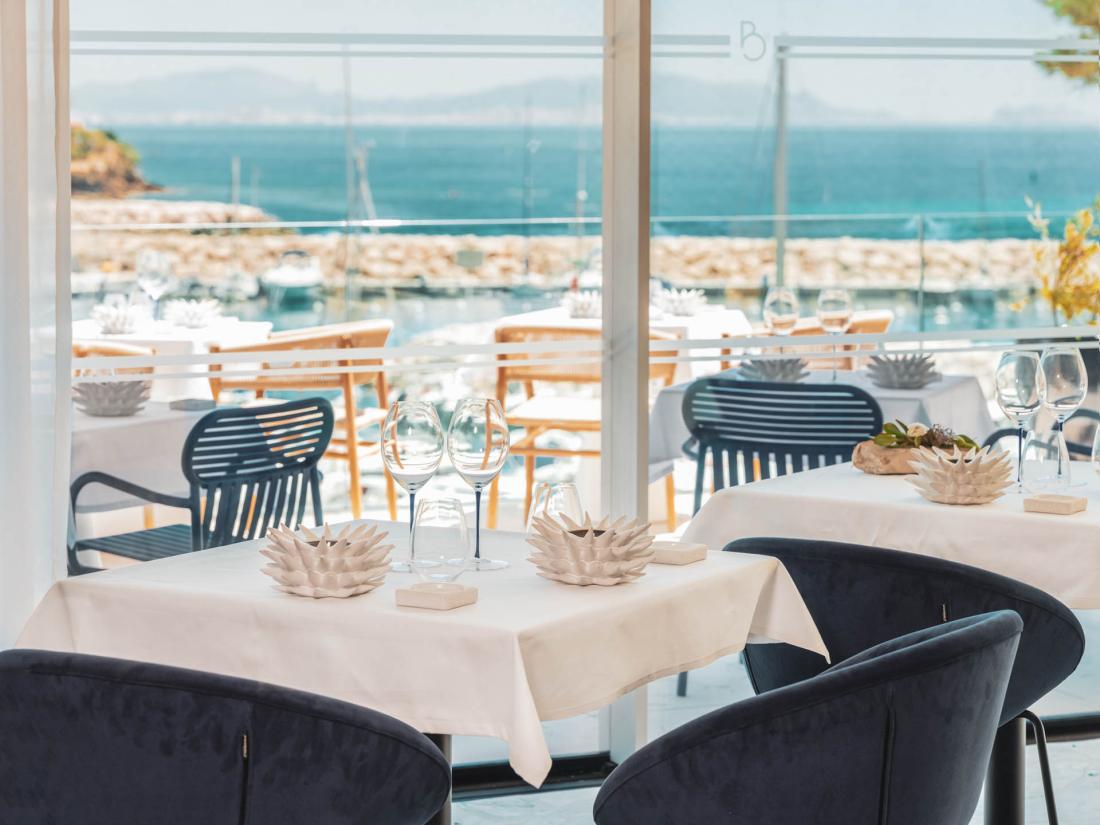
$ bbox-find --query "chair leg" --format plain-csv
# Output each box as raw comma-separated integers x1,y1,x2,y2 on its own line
664,474,676,531
524,455,536,522
676,671,688,697
341,386,362,520
487,476,500,530
1020,710,1059,825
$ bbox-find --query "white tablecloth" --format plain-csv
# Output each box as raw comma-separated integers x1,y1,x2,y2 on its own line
73,317,272,401
682,462,1100,609
497,305,752,381
17,525,827,786
70,403,210,512
649,370,996,473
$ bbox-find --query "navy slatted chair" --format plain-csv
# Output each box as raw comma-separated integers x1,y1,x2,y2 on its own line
595,612,1023,825
681,377,883,515
69,397,334,575
0,649,450,825
983,408,1099,456
729,537,1085,825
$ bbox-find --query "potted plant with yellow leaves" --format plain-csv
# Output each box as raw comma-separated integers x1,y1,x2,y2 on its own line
853,420,979,475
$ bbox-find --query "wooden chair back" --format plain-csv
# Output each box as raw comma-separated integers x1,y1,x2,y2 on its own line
72,341,156,377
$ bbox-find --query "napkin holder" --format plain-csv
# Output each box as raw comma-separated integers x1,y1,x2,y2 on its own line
1023,494,1087,516
395,582,478,610
650,540,708,565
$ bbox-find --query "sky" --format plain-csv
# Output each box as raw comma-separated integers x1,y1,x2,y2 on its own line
70,0,1098,125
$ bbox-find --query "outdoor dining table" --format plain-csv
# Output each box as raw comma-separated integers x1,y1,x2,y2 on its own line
73,317,272,401
647,368,996,482
17,523,827,824
682,461,1100,825
496,305,753,381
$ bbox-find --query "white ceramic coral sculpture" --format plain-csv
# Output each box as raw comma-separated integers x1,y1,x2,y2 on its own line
562,289,601,319
73,380,151,417
738,357,809,383
526,513,655,586
92,302,144,335
866,353,939,389
261,523,393,598
165,298,222,329
655,287,706,317
907,446,1013,505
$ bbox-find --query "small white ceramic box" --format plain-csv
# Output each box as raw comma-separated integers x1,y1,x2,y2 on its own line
395,582,478,610
1023,494,1088,516
650,541,709,565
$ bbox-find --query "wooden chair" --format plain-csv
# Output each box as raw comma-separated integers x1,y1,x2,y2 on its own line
207,320,397,520
72,341,156,376
69,398,334,574
489,326,680,531
723,309,894,371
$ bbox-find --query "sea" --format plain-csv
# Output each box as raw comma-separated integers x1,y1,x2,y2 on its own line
113,124,1100,240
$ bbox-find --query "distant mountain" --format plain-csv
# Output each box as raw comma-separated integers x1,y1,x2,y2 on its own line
989,103,1098,127
72,68,891,127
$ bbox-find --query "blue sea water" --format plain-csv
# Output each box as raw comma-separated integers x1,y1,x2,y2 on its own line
111,124,1100,240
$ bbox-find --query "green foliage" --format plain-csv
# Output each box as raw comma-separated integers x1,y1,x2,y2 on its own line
1040,0,1099,84
872,420,979,451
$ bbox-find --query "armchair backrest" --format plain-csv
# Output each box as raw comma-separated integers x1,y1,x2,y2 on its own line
182,398,334,548
0,649,450,825
594,612,1022,825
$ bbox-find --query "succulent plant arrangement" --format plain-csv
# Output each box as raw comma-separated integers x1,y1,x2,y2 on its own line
872,420,979,451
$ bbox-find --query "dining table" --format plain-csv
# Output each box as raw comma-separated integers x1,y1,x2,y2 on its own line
73,317,273,401
18,523,827,825
682,461,1100,825
647,368,997,482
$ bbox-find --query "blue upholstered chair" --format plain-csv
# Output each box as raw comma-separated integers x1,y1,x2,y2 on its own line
69,397,334,574
595,612,1022,825
0,649,450,825
731,538,1085,825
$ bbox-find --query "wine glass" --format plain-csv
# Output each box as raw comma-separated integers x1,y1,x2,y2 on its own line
410,497,472,585
1039,346,1088,489
446,397,510,571
994,351,1044,493
763,287,799,355
817,288,853,382
526,482,584,533
382,400,444,573
136,250,172,320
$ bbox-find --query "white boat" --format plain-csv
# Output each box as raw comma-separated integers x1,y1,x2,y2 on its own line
260,251,323,305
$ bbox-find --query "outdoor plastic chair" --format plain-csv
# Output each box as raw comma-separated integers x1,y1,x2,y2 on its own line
681,377,884,514
69,397,334,574
0,649,450,825
595,612,1022,825
730,537,1085,825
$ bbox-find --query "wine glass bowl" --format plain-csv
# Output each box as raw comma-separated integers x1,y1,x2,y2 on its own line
410,497,472,584
526,482,584,532
763,287,800,337
446,397,510,570
1039,346,1088,489
382,401,445,520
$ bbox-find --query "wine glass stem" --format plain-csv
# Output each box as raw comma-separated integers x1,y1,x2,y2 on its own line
1016,425,1025,487
1055,420,1067,484
408,491,415,532
474,488,482,560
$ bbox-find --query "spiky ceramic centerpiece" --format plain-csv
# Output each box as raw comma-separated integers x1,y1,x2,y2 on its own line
73,380,151,417
165,298,221,329
907,446,1014,505
655,287,706,317
866,353,939,389
261,523,393,598
738,357,809,383
91,302,144,335
562,289,601,319
526,513,655,586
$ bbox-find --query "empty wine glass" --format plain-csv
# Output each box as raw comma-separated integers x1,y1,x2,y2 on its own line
1040,346,1088,489
817,288,853,382
136,250,173,320
446,397,510,571
410,497,472,584
994,351,1044,493
382,400,444,573
763,287,800,338
526,482,584,532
